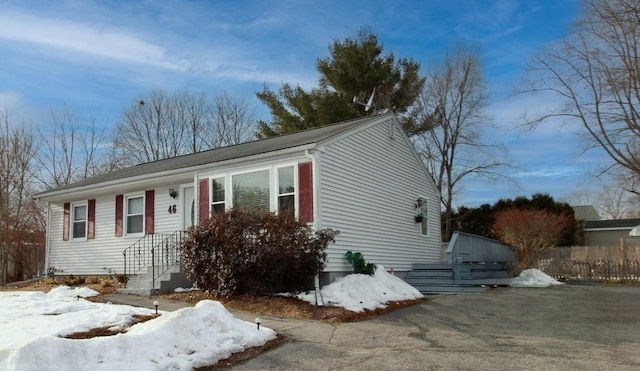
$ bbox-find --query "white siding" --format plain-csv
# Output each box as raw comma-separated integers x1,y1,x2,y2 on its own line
47,185,186,276
319,118,441,272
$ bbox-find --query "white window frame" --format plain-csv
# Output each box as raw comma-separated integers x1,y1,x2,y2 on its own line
71,202,88,240
125,193,145,236
417,196,429,237
210,176,226,215
275,164,297,217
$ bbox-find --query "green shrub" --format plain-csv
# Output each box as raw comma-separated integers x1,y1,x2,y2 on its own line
179,208,338,297
345,251,376,275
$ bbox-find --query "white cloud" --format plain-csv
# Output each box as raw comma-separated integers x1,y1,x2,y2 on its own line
0,11,184,71
0,91,23,113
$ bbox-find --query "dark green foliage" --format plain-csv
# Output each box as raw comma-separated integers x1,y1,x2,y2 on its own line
344,251,376,275
256,84,357,137
448,193,577,246
179,209,338,297
256,27,425,137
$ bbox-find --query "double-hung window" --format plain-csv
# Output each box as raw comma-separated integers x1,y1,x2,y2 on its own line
126,195,144,234
211,177,225,214
277,166,295,215
72,203,87,239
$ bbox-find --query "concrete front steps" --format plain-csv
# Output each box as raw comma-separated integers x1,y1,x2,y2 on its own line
404,263,514,294
118,264,192,296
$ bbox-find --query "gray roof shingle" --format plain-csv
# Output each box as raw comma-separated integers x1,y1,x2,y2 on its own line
36,113,391,196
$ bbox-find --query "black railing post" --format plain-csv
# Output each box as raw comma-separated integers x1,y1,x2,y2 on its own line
151,245,155,290
123,251,127,288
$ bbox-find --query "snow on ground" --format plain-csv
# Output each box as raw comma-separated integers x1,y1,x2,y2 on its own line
297,265,424,312
0,266,564,370
509,268,565,287
0,286,276,371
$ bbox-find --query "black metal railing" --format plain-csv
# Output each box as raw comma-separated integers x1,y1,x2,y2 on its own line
122,231,189,289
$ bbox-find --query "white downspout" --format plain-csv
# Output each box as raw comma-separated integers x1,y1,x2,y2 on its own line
304,149,319,230
193,171,199,226
305,149,325,312
44,201,51,277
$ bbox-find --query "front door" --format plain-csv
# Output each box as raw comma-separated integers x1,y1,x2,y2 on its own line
182,186,195,230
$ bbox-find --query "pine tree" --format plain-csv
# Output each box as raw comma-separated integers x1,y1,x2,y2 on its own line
256,27,425,137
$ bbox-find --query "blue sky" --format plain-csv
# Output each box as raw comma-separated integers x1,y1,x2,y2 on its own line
0,0,611,207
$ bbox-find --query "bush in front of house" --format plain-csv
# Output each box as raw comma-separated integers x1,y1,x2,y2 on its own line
179,208,338,297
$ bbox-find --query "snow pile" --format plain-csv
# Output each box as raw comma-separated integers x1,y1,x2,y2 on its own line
173,287,200,293
509,268,565,288
0,287,276,371
297,265,423,312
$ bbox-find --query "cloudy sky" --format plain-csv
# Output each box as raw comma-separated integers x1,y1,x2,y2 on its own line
0,0,610,207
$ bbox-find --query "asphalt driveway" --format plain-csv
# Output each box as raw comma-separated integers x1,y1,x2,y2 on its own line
233,284,640,370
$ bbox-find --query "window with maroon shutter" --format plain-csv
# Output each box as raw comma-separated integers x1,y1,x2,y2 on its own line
63,203,70,241
198,178,209,223
115,194,123,237
145,190,154,235
87,199,96,239
298,162,313,223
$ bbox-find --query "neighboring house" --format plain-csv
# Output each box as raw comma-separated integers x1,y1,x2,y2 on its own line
35,113,441,286
572,205,601,222
583,219,640,247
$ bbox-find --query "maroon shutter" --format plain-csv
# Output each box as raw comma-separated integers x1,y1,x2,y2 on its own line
87,199,96,239
145,190,155,235
298,162,313,223
198,179,210,223
63,202,70,241
115,194,123,237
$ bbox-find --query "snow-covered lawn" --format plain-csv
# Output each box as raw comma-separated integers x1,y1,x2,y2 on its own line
0,267,562,371
0,286,276,371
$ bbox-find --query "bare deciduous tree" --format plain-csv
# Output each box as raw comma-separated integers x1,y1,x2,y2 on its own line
413,45,511,241
0,110,44,283
114,89,256,166
210,91,256,148
563,169,640,219
522,0,640,194
36,109,112,189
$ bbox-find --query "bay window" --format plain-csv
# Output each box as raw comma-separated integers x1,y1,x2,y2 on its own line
232,169,270,213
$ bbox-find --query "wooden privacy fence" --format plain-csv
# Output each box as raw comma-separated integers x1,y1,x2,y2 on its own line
536,245,640,282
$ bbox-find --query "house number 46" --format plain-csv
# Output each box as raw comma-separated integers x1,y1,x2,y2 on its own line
168,205,177,214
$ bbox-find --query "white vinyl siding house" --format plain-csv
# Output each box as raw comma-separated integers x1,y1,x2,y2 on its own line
316,118,441,276
36,113,441,282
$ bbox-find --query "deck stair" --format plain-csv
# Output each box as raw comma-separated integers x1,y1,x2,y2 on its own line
405,232,516,294
404,262,513,294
